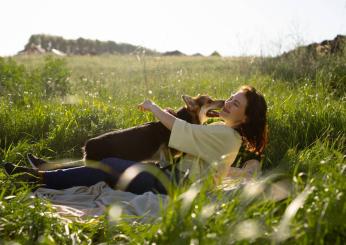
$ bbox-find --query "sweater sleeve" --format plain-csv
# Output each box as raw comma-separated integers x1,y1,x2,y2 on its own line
168,119,241,164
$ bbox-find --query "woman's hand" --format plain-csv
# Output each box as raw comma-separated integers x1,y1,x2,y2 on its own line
227,159,261,179
137,100,176,130
138,100,155,112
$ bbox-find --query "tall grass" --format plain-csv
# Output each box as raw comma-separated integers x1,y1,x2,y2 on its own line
0,54,345,244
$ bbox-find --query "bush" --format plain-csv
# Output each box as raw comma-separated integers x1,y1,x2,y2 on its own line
35,56,71,98
258,44,346,97
0,57,27,101
0,56,71,102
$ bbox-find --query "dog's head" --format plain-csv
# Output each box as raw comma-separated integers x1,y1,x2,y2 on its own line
182,94,224,124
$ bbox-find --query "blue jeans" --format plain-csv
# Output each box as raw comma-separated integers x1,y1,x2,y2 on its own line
43,157,168,194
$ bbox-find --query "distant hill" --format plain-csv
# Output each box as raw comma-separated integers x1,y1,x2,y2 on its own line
192,53,204,57
210,51,221,57
162,50,186,56
18,34,160,56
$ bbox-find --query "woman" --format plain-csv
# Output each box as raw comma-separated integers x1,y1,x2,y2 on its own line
3,85,268,194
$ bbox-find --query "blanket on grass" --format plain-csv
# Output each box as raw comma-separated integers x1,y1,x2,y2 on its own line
33,181,169,222
33,178,269,222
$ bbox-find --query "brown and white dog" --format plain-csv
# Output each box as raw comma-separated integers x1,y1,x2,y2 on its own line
83,95,224,163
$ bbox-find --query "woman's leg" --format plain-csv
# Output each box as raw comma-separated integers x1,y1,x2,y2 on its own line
27,153,84,170
3,158,169,194
42,165,117,189
98,158,168,194
2,161,119,189
43,157,168,194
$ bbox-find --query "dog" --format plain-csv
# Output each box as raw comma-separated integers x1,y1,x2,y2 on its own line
83,95,224,163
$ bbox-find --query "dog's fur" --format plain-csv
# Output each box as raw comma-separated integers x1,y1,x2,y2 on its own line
83,95,224,162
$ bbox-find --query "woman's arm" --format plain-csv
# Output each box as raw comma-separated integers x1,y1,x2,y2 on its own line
138,100,176,130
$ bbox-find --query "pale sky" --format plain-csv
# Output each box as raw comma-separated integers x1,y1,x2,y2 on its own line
1,0,346,56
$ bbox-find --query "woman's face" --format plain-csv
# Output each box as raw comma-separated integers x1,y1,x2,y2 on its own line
219,91,248,127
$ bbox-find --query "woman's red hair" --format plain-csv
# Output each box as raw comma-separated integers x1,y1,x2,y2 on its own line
237,85,268,156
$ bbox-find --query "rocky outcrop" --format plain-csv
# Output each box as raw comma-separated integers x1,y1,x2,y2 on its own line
17,43,46,55
281,35,346,58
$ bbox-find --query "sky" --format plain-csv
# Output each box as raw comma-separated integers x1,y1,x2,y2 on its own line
1,0,346,57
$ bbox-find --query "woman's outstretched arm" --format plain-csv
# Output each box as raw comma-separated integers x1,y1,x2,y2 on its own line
138,100,176,130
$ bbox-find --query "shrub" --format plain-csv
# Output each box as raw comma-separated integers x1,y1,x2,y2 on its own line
36,56,71,98
0,56,71,102
257,41,346,97
0,57,27,102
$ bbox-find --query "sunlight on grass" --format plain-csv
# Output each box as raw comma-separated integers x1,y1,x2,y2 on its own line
0,53,345,243
274,185,314,242
234,219,263,241
109,204,123,223
179,184,201,211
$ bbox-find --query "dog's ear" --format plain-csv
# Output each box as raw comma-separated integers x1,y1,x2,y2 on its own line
182,95,198,110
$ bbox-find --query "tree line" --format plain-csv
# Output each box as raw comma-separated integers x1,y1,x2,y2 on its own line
23,34,159,55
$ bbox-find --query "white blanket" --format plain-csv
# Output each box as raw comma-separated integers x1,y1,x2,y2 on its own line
34,181,169,222
33,177,250,222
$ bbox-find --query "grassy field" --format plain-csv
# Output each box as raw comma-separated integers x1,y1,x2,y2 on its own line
0,54,345,244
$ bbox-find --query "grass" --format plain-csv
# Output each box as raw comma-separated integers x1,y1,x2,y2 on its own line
0,54,345,244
